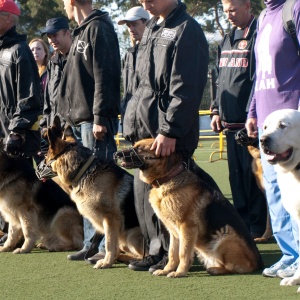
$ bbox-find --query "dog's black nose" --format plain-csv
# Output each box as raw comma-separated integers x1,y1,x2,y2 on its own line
260,136,269,147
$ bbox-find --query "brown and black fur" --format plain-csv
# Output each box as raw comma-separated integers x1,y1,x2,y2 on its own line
116,139,264,277
0,141,83,254
43,118,144,269
247,145,273,243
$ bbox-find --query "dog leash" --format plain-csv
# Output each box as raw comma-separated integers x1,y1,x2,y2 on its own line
72,155,96,185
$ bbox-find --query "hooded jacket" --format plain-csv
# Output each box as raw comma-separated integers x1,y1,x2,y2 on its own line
57,10,121,127
0,26,41,156
0,26,40,134
123,2,209,151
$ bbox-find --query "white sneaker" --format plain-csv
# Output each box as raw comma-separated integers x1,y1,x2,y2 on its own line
277,261,299,278
262,261,289,278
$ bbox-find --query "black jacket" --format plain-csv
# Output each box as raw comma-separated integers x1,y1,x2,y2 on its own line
121,44,139,124
41,51,68,127
123,2,209,151
211,18,257,124
57,10,121,127
0,26,41,155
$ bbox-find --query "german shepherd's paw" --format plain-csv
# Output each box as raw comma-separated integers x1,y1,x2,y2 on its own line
13,247,30,254
36,243,47,249
93,259,113,269
153,269,187,277
167,271,187,278
0,246,13,252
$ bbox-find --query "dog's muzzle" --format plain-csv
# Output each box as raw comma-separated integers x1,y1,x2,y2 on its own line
114,148,145,169
235,127,259,148
35,158,57,181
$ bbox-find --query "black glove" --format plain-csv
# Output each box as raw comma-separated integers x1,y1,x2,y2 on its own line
5,132,25,157
234,128,259,148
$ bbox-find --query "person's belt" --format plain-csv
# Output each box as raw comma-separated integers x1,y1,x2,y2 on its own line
222,122,245,130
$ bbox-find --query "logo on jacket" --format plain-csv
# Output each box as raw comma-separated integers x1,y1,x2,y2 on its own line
2,50,12,62
77,40,90,60
161,28,176,40
238,40,248,50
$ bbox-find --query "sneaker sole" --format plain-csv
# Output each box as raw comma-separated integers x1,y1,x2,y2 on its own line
128,264,150,271
262,272,278,278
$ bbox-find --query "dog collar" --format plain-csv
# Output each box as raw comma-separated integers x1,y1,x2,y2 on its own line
151,163,185,188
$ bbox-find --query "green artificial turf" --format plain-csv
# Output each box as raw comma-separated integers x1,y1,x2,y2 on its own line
1,139,299,300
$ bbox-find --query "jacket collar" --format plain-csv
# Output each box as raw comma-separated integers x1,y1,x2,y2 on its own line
73,9,110,36
229,16,257,41
0,26,26,48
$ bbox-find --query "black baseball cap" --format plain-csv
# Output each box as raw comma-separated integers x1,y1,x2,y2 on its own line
41,17,69,36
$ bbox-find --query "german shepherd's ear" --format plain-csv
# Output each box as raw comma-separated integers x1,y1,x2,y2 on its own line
47,127,59,148
62,125,76,142
53,115,61,129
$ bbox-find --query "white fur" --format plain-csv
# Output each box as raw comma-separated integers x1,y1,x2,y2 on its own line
262,109,300,290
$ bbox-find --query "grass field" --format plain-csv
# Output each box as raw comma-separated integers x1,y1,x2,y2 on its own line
2,139,299,300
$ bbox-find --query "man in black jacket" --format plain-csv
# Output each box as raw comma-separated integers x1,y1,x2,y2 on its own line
41,17,72,128
58,0,121,261
123,0,219,272
210,0,267,239
0,0,41,239
117,6,150,128
0,0,41,157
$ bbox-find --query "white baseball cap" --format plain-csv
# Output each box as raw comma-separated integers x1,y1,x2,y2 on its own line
118,6,150,25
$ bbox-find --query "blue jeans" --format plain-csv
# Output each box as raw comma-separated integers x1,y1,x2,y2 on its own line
73,119,118,252
259,128,299,265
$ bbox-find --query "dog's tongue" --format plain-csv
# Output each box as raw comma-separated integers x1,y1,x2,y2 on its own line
265,149,290,162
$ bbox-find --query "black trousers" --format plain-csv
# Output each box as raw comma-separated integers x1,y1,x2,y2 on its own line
133,150,222,256
225,130,267,235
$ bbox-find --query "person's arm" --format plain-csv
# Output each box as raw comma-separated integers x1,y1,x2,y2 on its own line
8,47,40,134
210,42,223,133
92,22,121,129
246,88,258,138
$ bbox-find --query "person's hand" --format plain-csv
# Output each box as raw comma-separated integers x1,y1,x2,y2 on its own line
210,115,223,133
150,134,176,157
245,118,258,138
93,124,107,141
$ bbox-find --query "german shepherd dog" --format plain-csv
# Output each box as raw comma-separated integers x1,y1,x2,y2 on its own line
38,117,144,269
0,140,83,254
114,139,264,277
235,128,273,243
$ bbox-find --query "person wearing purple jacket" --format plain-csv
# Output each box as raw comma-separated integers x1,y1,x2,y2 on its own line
246,0,300,278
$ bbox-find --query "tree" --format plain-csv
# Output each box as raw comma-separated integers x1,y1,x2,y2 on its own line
17,0,67,40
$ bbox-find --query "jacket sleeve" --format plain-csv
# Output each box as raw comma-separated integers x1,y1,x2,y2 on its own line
92,22,121,127
210,42,223,114
247,90,257,119
8,47,41,133
159,22,209,138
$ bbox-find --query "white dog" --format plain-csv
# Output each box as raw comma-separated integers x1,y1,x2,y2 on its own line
260,108,300,292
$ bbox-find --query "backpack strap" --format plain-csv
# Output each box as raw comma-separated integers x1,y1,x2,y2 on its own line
282,0,300,56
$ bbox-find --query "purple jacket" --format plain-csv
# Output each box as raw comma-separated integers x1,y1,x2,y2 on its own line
247,0,300,127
